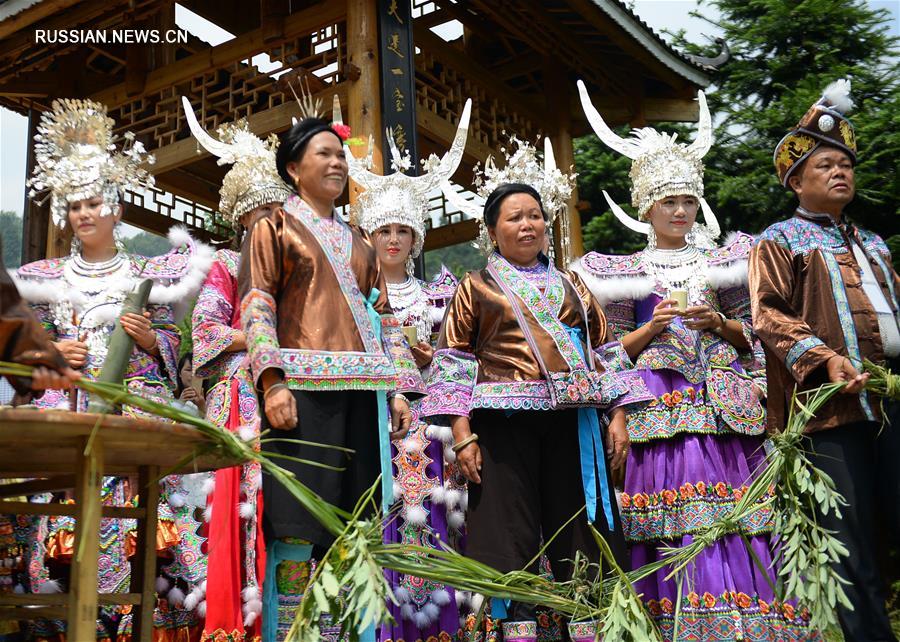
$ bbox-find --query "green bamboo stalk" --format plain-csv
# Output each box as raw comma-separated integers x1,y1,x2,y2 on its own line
87,278,153,414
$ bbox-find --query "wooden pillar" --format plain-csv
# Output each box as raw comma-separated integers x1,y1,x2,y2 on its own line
130,465,160,642
544,58,584,266
261,0,288,43
68,436,103,640
346,0,383,204
21,107,49,264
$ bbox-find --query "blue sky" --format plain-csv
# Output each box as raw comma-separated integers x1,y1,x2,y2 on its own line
1,0,897,216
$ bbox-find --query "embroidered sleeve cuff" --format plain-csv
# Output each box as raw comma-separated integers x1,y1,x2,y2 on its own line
381,315,426,397
607,369,654,409
420,348,478,418
193,324,242,378
153,327,180,387
594,341,635,371
786,336,835,383
240,288,285,387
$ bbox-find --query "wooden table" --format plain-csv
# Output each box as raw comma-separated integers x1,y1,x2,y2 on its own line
0,408,244,641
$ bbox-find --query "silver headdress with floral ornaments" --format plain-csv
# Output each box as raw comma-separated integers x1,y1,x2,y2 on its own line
441,136,576,256
182,97,291,229
346,99,472,259
577,80,720,249
27,98,155,228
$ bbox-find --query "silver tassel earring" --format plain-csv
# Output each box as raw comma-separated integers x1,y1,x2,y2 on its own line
113,223,127,253
645,226,657,252
69,235,82,257
405,255,415,277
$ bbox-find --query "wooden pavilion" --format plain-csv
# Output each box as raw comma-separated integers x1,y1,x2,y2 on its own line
0,0,712,266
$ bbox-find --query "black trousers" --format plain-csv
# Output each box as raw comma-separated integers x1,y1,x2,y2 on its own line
804,387,900,642
466,408,628,620
260,389,381,550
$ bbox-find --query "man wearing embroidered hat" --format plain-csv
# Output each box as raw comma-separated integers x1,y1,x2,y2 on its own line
182,98,293,642
572,81,820,641
347,109,470,642
750,79,900,642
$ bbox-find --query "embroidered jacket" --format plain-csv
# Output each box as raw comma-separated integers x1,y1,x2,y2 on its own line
573,232,768,443
14,226,213,414
238,195,423,393
750,212,900,432
421,254,649,417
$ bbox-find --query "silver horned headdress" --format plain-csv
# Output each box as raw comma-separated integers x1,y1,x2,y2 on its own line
182,97,292,229
577,80,720,247
346,99,472,258
441,136,576,255
27,99,155,228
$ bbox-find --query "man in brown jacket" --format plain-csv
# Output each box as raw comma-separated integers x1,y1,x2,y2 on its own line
750,80,900,642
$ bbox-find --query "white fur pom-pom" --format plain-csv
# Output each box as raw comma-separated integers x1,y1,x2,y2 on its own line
243,611,259,628
439,426,454,444
423,602,440,620
38,579,63,594
413,610,432,628
155,576,171,595
247,469,262,491
444,489,462,510
184,590,200,611
394,586,411,604
239,502,255,520
458,490,469,512
403,439,424,455
167,586,186,607
392,480,403,501
197,600,207,618
443,447,456,463
167,492,187,509
201,477,216,496
203,505,213,523
470,593,485,613
242,585,261,602
455,590,468,608
447,510,465,530
400,603,415,621
242,598,263,616
238,425,257,443
200,580,207,595
430,485,447,505
425,424,440,440
823,78,853,114
404,504,428,527
432,588,451,606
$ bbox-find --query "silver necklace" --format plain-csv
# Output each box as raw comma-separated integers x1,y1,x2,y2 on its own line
643,245,709,303
387,277,432,345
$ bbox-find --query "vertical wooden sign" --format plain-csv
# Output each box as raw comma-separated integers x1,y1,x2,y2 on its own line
378,0,419,174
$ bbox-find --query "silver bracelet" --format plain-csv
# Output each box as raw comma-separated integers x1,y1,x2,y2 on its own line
389,393,410,405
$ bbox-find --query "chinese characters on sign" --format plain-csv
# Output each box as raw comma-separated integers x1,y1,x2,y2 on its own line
378,0,417,176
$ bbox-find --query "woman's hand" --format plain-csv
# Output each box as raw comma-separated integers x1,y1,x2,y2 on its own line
53,339,88,369
389,395,412,440
647,299,680,335
451,416,482,484
264,384,297,430
120,311,158,353
179,386,206,413
682,305,723,332
410,342,434,369
605,408,630,471
826,355,869,394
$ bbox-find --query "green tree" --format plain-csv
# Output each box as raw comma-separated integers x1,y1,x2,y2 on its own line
424,241,486,280
671,0,899,260
0,211,22,268
123,230,172,257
